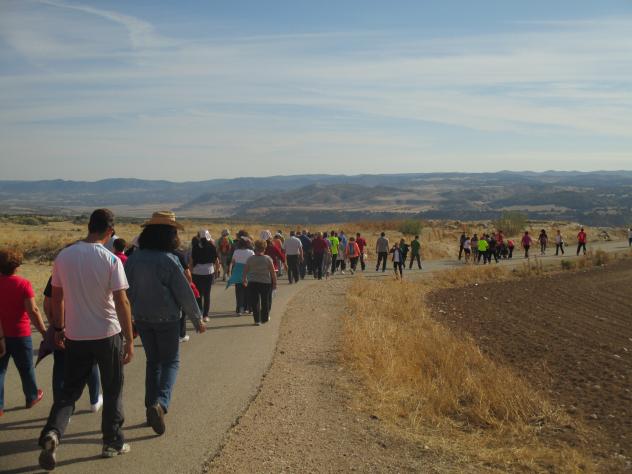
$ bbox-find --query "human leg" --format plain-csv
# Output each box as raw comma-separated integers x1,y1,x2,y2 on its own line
94,335,125,448
248,284,261,323
10,336,39,404
40,339,95,443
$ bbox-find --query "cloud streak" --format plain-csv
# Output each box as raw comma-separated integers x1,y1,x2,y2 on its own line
0,2,631,179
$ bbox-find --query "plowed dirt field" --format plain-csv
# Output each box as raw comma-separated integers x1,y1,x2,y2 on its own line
429,259,632,462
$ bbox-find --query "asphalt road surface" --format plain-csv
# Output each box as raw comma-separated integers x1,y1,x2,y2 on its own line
0,239,628,473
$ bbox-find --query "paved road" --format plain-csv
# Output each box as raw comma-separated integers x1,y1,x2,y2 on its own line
1,239,628,473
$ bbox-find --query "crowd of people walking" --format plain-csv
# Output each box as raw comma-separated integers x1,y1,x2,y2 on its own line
0,208,621,471
457,226,592,264
0,209,427,470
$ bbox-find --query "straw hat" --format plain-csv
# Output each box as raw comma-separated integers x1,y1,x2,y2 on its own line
141,211,184,230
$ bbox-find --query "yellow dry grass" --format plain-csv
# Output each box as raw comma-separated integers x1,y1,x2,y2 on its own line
341,266,614,472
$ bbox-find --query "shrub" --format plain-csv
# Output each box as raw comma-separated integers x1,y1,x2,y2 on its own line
398,219,422,236
493,211,527,236
560,259,575,271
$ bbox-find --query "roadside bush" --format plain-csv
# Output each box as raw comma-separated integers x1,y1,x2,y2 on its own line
560,259,575,271
398,219,422,236
14,216,47,226
493,211,527,236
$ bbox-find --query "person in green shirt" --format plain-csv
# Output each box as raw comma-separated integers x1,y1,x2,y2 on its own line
477,236,490,264
409,235,422,269
327,232,340,275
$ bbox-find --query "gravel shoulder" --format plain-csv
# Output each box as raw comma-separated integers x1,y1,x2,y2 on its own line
205,277,436,473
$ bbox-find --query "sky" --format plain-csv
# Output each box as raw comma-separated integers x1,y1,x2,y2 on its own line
1,0,631,181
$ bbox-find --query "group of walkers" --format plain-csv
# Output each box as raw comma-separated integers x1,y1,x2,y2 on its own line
0,209,428,471
457,227,591,264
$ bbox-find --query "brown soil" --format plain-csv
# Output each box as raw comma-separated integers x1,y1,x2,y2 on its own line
428,260,632,465
203,279,438,473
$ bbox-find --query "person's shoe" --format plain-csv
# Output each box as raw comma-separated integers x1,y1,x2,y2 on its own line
255,322,261,326
341,270,346,275
179,335,190,343
102,443,131,458
26,389,44,408
38,431,59,471
90,394,103,413
203,316,210,322
147,403,166,435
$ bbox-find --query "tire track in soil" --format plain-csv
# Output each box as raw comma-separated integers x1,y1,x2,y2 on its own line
428,260,632,463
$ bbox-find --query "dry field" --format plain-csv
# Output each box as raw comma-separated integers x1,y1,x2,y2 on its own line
342,255,632,472
1,214,625,319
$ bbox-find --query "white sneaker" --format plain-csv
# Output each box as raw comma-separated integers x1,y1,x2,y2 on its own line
179,335,190,343
91,394,103,413
203,317,210,322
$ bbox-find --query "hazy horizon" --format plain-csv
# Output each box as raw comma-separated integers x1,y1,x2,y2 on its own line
2,1,631,180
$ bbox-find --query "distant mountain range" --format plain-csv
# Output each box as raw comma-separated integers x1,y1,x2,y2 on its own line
2,171,632,225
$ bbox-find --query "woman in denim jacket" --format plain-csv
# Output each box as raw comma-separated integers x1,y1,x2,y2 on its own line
125,211,206,436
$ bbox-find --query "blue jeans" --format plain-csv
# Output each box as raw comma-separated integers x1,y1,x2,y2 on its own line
53,350,100,404
135,320,180,412
0,336,39,409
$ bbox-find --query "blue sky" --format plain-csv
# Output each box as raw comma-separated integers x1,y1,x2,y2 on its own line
1,0,631,181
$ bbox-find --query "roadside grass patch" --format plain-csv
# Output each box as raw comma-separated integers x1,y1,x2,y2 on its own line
342,271,599,471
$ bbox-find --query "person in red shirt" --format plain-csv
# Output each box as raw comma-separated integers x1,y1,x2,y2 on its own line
112,238,128,265
355,233,367,271
311,232,329,280
521,231,533,258
0,249,47,416
577,227,587,256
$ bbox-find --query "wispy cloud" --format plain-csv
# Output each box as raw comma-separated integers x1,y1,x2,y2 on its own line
0,2,630,179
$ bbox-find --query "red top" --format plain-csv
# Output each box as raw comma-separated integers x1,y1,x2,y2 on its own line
355,237,367,252
577,231,587,243
114,251,128,265
0,274,35,337
265,242,285,271
311,237,329,255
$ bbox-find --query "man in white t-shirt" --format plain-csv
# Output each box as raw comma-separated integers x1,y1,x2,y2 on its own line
283,231,303,284
39,209,134,470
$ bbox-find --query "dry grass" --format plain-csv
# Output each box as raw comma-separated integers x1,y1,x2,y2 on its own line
341,271,604,472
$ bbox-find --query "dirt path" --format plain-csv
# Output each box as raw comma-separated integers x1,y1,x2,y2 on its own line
205,278,437,473
428,259,632,463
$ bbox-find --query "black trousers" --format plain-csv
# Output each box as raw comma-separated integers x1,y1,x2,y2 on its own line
235,283,248,312
524,245,530,258
577,242,586,255
40,334,125,449
313,253,324,279
359,252,366,271
555,243,564,255
408,254,421,269
393,261,403,277
247,282,272,323
192,274,213,317
349,257,359,271
458,245,464,260
331,254,338,274
300,252,312,278
287,255,300,283
376,252,388,271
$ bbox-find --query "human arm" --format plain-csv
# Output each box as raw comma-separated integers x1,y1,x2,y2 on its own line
25,297,47,336
51,285,66,349
0,324,5,358
242,262,249,287
268,258,277,291
168,264,205,333
113,289,134,364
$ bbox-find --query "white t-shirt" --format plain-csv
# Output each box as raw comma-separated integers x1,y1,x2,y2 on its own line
52,241,128,341
233,249,255,265
192,263,215,275
283,236,303,256
463,239,471,250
